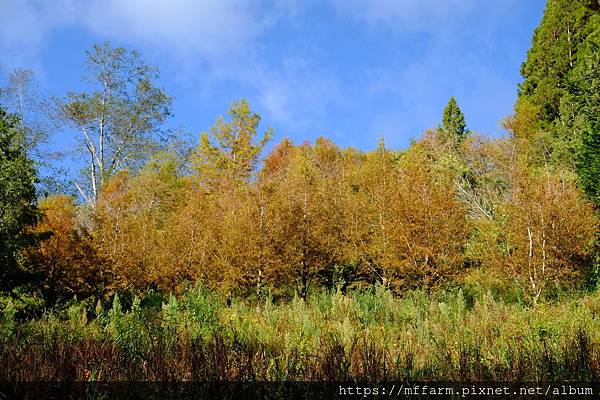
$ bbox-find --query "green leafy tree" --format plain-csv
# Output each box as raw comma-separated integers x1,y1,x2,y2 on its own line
195,99,272,189
0,105,40,290
442,96,468,142
59,42,172,204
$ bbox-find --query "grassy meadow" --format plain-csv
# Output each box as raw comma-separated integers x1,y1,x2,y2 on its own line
1,285,599,382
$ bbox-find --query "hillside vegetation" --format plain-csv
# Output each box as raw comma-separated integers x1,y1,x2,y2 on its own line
0,0,599,384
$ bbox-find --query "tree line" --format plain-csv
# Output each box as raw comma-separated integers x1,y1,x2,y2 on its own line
1,0,599,310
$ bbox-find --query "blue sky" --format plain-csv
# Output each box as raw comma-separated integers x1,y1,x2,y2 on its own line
1,0,545,154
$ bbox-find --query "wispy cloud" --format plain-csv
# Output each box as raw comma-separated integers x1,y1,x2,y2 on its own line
0,0,319,127
80,0,267,60
0,0,537,147
0,0,75,71
331,0,525,141
250,57,343,131
0,0,283,70
326,0,517,34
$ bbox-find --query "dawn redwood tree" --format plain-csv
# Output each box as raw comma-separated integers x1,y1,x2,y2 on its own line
468,137,599,304
499,167,595,304
394,144,470,289
22,195,105,303
351,137,398,287
59,42,172,204
190,100,273,297
163,184,219,289
268,140,342,300
93,154,186,294
261,137,294,177
229,180,283,303
358,139,470,291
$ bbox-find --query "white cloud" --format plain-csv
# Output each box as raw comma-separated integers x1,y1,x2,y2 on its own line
80,0,265,60
254,60,342,130
329,0,464,30
0,0,523,143
0,0,74,71
0,0,341,134
0,0,279,70
326,0,517,34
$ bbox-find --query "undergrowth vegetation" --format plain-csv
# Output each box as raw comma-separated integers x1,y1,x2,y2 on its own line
1,286,598,382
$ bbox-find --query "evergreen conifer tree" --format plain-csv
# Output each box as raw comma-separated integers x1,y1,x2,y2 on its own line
0,105,40,289
572,42,600,207
442,96,468,142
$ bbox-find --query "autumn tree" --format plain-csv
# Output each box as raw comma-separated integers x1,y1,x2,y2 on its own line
385,142,469,291
345,138,398,287
92,153,185,294
265,139,344,300
59,42,172,204
89,101,274,296
22,195,105,303
225,179,286,303
409,144,471,284
185,100,272,298
479,157,597,304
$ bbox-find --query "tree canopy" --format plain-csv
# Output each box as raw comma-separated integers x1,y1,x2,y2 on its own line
59,42,172,204
0,105,40,290
442,96,468,143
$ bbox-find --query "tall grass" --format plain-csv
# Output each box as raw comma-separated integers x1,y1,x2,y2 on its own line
0,285,598,381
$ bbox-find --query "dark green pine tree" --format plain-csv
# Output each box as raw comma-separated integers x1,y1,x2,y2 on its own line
518,0,598,129
0,105,40,290
515,0,600,178
571,41,600,208
442,96,468,142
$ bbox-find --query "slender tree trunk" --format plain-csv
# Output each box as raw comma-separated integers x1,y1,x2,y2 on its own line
91,157,98,202
300,260,308,302
256,203,265,313
567,24,574,68
99,115,105,188
300,191,309,302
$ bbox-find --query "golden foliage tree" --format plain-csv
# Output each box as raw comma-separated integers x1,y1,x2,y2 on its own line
479,154,597,304
44,100,596,305
346,137,470,292
265,138,345,300
92,154,186,294
23,195,104,302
